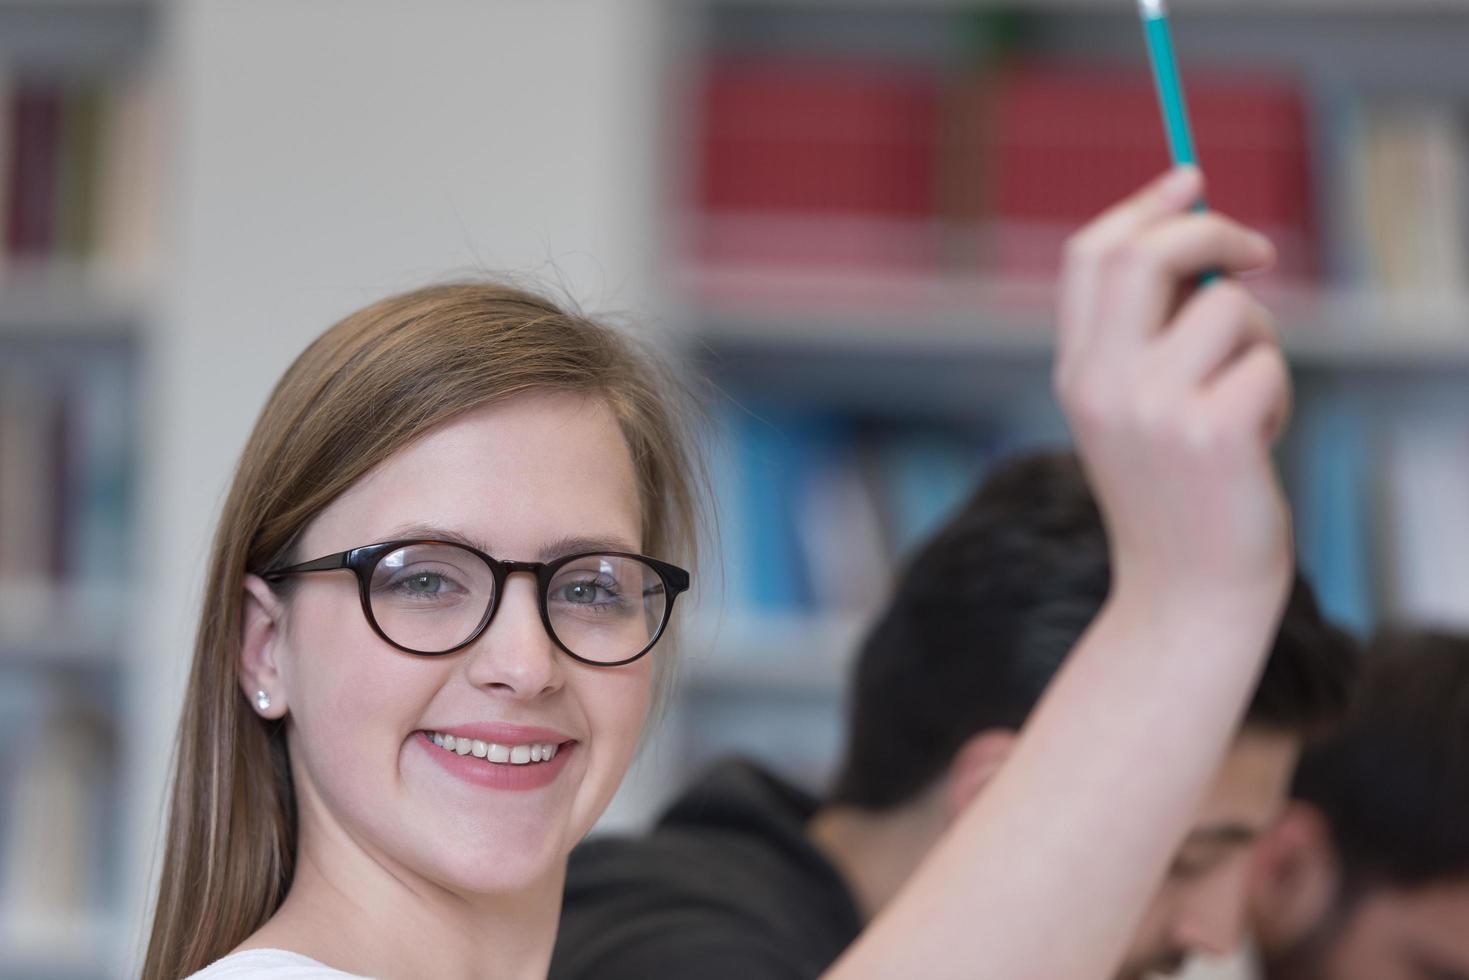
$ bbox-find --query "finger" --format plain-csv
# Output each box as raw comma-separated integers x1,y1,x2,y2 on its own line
1070,167,1207,260
1057,167,1206,364
1107,215,1277,349
1153,281,1278,385
1206,342,1293,446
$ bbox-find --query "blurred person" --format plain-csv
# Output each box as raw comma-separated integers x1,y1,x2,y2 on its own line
145,168,1306,980
551,452,1359,980
1236,630,1469,980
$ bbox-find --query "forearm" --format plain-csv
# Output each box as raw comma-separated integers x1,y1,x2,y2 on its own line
824,582,1284,980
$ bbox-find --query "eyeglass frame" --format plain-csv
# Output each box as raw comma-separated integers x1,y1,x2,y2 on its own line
258,538,691,667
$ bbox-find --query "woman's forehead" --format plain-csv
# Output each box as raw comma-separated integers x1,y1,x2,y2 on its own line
305,392,643,555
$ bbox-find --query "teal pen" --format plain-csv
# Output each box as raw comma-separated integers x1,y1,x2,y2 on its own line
1138,0,1220,281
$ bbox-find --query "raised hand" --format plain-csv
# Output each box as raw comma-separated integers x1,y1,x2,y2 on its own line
1055,166,1293,609
825,169,1299,980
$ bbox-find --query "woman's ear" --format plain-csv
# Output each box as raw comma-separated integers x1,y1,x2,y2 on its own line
239,574,289,720
1250,802,1339,950
943,729,1018,825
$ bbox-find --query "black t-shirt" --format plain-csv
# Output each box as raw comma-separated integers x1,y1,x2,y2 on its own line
550,758,865,980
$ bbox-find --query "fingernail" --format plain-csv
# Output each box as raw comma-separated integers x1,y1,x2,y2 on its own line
1249,231,1277,266
1161,165,1201,201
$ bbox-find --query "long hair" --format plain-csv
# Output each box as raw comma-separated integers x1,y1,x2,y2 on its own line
143,282,705,979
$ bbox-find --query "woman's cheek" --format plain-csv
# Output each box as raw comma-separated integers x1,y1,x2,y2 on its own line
286,606,437,785
577,661,655,820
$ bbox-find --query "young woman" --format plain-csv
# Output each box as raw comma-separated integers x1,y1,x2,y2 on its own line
146,167,1293,980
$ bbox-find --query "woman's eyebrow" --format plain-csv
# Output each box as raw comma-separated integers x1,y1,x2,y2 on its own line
380,525,639,560
538,535,641,560
382,523,488,551
1180,822,1261,849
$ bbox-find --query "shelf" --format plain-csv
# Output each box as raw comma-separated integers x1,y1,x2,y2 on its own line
0,912,119,980
0,583,130,667
679,265,1469,374
0,266,151,342
705,0,1469,13
679,609,866,698
0,1,155,72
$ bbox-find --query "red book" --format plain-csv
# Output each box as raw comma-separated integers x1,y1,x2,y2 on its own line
6,83,65,259
694,57,941,270
982,63,1316,281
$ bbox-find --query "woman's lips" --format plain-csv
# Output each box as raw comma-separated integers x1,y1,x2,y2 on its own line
415,728,576,792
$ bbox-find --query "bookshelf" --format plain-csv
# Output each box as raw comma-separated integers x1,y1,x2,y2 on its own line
0,274,151,339
645,0,1469,813
704,0,1466,10
1,0,1463,967
682,269,1469,371
0,1,158,977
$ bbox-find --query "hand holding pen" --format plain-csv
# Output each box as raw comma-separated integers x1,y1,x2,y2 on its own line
1140,0,1223,282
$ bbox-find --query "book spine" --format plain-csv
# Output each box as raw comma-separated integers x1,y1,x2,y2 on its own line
5,83,64,260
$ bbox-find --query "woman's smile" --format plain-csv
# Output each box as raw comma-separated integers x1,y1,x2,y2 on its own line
414,723,578,792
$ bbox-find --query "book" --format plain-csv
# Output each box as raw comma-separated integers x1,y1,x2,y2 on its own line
57,84,105,262
1352,102,1468,305
5,82,64,260
1288,394,1374,635
792,426,891,612
0,685,114,946
982,62,1316,281
0,75,9,272
64,353,134,586
1379,411,1469,630
867,422,993,559
695,57,942,270
0,368,59,584
95,70,160,281
0,70,158,276
733,404,818,612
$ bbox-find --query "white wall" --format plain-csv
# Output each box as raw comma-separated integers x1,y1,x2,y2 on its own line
126,0,665,966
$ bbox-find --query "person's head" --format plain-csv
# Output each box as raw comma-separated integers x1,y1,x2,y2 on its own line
826,451,1358,979
145,283,704,978
1249,629,1469,980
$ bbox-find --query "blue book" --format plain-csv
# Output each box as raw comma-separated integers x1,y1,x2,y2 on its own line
733,404,824,612
1291,393,1373,635
873,426,993,559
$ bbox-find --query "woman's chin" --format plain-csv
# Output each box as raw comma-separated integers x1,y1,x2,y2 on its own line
416,828,570,896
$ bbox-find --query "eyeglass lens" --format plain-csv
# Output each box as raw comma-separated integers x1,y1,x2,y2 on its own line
366,543,668,661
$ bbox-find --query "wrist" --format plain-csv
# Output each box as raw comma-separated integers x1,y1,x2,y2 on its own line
1106,566,1289,638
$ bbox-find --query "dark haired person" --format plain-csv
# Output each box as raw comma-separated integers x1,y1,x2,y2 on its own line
550,451,1360,980
1229,630,1469,980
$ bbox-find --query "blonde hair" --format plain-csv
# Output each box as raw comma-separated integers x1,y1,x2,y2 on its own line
143,282,704,979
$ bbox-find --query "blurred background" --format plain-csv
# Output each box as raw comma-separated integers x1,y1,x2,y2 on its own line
2,0,1468,976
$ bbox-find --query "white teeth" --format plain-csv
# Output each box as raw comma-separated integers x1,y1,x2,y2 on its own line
427,733,561,765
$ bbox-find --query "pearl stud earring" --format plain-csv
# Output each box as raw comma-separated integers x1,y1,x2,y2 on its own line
255,690,272,712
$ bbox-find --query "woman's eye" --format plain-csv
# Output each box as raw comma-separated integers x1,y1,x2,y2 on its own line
560,580,601,604
555,577,622,606
1167,856,1215,882
391,570,459,596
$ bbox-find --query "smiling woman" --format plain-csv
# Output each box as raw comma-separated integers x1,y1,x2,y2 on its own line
143,284,706,980
147,170,1312,980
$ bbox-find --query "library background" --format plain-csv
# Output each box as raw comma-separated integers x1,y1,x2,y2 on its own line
2,2,1467,977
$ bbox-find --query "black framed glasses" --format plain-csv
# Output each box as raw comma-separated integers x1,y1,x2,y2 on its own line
260,539,690,667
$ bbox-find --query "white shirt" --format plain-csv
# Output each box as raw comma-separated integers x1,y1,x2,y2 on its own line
187,949,370,979
1176,947,1263,980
